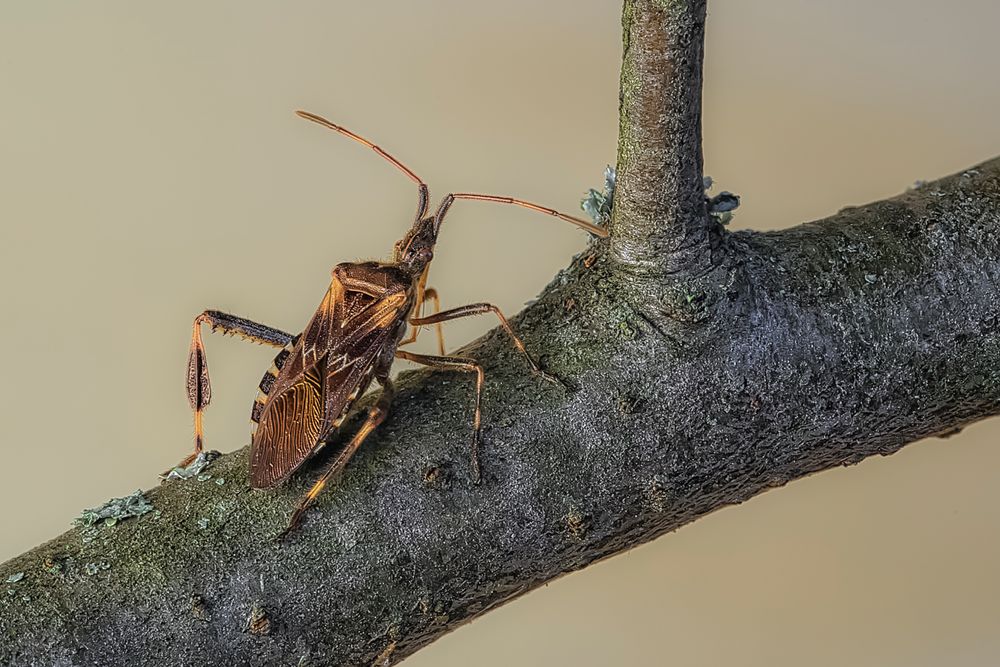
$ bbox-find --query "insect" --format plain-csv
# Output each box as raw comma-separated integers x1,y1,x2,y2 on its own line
179,110,608,536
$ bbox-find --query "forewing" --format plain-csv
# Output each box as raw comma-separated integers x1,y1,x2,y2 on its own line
249,363,325,488
320,289,408,440
317,340,389,446
265,281,343,403
249,282,344,489
249,285,408,488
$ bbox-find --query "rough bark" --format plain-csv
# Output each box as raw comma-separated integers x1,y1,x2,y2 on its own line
3,2,1000,666
613,0,711,273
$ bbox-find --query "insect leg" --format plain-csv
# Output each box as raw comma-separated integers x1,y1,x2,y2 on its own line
179,311,294,472
399,287,445,354
278,378,397,540
433,192,608,237
394,350,486,483
421,289,446,355
409,302,563,387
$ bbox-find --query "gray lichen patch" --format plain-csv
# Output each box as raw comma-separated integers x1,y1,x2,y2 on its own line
163,450,221,481
74,489,155,529
704,175,740,226
83,562,110,576
581,165,616,229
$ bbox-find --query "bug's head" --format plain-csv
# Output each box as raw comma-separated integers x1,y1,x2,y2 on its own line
394,216,437,274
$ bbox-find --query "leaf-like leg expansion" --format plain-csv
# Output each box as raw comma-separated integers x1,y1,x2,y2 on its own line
394,350,485,482
409,302,563,387
176,311,294,474
399,287,445,354
279,378,396,540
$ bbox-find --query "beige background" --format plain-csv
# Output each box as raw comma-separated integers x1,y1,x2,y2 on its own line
2,2,999,665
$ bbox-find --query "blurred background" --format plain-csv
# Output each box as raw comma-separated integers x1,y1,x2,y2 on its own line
2,1,999,665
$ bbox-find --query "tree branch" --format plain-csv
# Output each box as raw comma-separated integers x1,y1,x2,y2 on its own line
2,158,999,666
3,4,1000,666
612,0,711,273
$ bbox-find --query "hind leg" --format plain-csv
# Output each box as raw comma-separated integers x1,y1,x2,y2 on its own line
278,377,396,540
173,310,293,475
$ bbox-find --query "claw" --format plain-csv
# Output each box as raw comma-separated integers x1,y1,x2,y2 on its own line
276,507,309,543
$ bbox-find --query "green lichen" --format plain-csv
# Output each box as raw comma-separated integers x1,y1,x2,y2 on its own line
658,281,712,324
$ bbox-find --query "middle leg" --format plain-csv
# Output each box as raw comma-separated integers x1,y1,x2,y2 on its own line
179,310,294,472
395,349,486,482
409,302,563,387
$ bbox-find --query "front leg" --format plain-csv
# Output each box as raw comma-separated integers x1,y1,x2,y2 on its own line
398,286,445,354
178,310,293,473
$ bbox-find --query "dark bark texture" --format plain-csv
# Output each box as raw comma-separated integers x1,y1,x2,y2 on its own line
3,1,1000,665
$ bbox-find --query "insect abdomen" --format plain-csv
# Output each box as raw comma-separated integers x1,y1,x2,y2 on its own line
249,334,300,436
